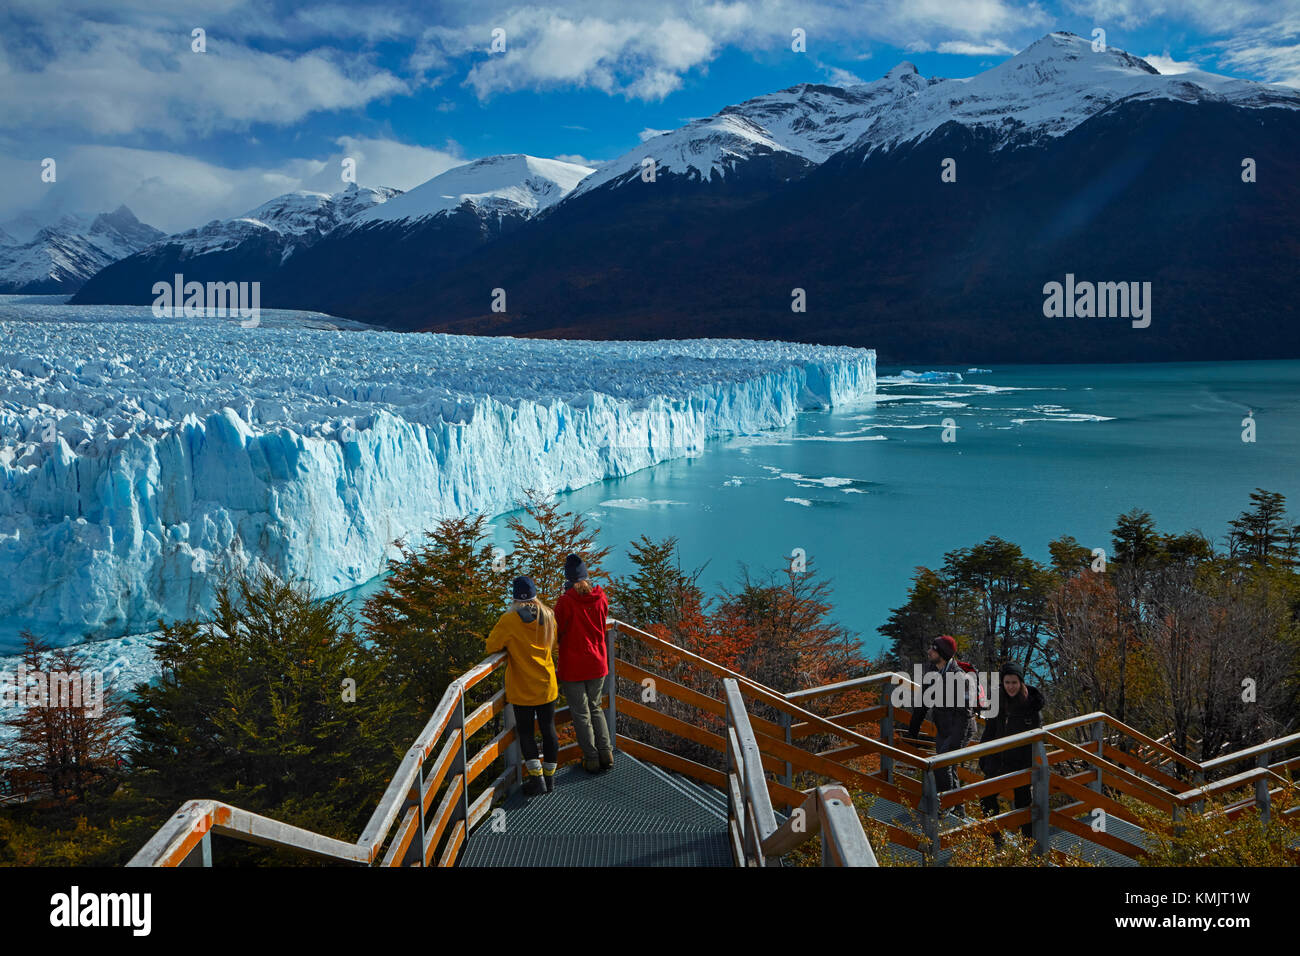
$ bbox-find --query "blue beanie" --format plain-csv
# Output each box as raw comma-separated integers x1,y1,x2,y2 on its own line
512,576,537,601
564,554,589,583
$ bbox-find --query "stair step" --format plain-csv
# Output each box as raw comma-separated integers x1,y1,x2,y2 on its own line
459,755,729,867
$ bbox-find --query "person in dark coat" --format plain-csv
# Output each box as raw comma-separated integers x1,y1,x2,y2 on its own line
978,662,1045,841
906,635,978,798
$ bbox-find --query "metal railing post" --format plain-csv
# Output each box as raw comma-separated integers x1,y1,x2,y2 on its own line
605,624,618,748
921,769,939,864
179,832,212,867
780,712,793,789
1256,752,1272,824
399,743,427,867
880,687,895,785
1031,739,1050,856
453,689,471,833
502,699,521,791
724,694,741,864
1090,720,1105,794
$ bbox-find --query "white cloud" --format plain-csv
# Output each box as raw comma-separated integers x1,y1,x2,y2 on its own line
411,0,1051,101
552,153,602,166
935,39,1017,55
1143,52,1199,73
1216,16,1300,87
824,65,866,85
298,136,465,193
0,137,463,234
1063,0,1284,33
0,18,406,138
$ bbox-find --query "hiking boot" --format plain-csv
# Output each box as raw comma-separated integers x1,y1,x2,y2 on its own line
583,757,602,774
522,759,544,795
542,762,557,793
598,749,614,771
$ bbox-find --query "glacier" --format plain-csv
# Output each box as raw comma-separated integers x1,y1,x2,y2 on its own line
0,297,875,651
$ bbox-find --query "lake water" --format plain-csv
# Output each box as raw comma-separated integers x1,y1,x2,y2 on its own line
347,361,1297,657
3,356,1297,743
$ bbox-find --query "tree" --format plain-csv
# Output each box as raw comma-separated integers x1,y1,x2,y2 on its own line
1047,571,1161,729
1228,489,1299,566
129,574,402,843
1048,535,1094,577
506,489,612,604
3,632,129,804
879,567,957,668
942,536,1050,671
364,513,511,735
610,535,704,634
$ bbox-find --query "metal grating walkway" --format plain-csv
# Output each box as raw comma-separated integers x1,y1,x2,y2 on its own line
458,754,732,867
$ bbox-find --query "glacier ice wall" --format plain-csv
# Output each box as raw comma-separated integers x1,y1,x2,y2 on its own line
0,302,875,650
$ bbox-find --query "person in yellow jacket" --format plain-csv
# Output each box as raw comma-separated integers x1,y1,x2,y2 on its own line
486,576,559,795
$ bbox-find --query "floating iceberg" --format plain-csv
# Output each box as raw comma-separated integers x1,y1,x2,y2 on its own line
0,302,874,649
886,369,965,384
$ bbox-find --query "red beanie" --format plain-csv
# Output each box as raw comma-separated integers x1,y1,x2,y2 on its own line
932,635,957,660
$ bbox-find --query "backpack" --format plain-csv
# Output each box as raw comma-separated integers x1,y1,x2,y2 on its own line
954,660,987,717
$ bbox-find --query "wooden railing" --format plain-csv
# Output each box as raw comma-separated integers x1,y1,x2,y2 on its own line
721,677,876,867
605,619,1300,865
130,651,597,867
129,614,1299,867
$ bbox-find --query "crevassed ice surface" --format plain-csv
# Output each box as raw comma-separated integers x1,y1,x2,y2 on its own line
0,298,874,650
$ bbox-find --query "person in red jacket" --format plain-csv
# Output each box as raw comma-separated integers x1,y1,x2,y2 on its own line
554,554,612,773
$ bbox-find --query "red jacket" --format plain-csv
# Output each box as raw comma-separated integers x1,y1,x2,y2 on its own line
554,584,609,682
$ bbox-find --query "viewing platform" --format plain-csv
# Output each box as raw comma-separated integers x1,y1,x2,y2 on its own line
129,620,1300,868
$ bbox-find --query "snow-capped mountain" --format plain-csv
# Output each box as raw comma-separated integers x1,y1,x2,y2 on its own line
840,31,1299,155
571,63,937,196
74,157,589,313
373,32,1300,362
0,205,165,294
351,154,592,226
156,183,402,259
73,32,1300,362
571,32,1298,199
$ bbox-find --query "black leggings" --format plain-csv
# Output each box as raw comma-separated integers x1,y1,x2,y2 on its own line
511,701,558,764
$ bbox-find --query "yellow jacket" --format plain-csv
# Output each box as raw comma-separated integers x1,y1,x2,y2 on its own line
486,603,558,707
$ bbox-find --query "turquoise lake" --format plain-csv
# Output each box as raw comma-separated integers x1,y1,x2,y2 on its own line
394,361,1299,657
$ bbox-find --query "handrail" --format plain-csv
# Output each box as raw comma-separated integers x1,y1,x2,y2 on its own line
610,622,1300,863
130,612,1300,868
610,619,927,769
760,784,879,866
722,678,780,866
131,652,516,867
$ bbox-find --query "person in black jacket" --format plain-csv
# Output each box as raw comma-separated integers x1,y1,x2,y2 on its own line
978,662,1045,842
905,636,978,800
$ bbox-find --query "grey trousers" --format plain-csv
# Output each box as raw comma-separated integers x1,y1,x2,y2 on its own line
562,678,611,760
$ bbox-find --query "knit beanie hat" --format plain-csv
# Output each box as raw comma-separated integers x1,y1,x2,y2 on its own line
564,554,589,583
513,576,537,601
932,635,957,661
999,661,1025,680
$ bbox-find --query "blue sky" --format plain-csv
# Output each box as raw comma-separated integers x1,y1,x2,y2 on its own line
2,0,1298,232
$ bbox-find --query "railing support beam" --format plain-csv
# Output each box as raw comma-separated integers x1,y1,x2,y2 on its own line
1031,739,1050,857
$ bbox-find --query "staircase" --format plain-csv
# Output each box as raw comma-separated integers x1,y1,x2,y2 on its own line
128,619,1300,868
459,756,731,867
